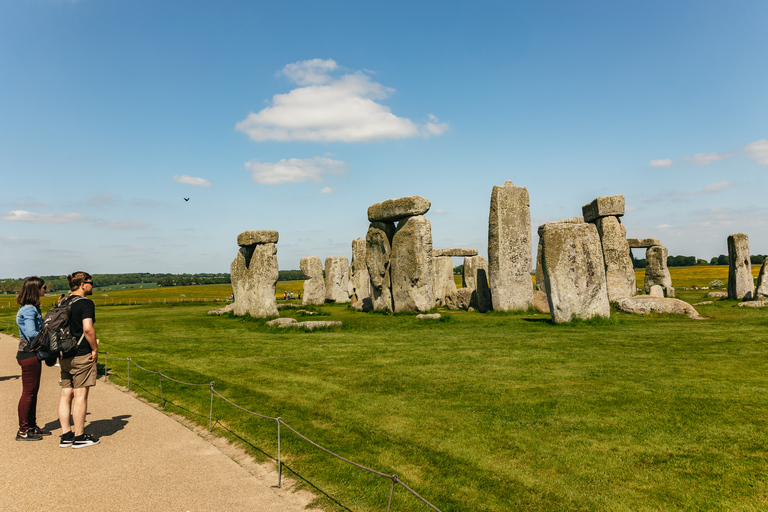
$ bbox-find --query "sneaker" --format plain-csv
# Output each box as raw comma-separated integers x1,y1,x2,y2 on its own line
16,430,43,441
59,431,75,447
72,433,100,449
32,425,52,436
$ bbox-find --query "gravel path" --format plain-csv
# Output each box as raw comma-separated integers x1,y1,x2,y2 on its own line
0,333,316,512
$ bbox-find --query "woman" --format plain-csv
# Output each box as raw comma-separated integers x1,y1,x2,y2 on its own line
15,276,52,441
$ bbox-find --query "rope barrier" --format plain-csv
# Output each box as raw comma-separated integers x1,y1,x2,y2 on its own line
102,350,444,512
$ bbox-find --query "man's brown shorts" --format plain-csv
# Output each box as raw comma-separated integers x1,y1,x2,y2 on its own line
60,354,97,389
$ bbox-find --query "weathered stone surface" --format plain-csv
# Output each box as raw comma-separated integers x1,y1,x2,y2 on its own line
433,248,478,257
538,222,610,323
433,255,457,304
756,260,768,298
582,195,625,223
645,246,674,297
728,233,754,300
488,181,534,311
300,256,325,306
693,301,713,306
627,238,663,248
294,320,343,330
367,196,430,223
649,285,664,297
533,290,550,314
390,215,435,312
416,313,441,320
443,287,473,310
706,291,728,298
614,296,704,319
207,303,235,315
738,300,768,308
348,238,371,307
535,217,584,291
325,257,350,303
463,255,491,313
594,216,636,301
267,317,297,326
231,242,279,318
237,230,279,246
366,221,396,311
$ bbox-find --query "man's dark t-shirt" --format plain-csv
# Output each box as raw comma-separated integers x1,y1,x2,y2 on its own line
65,296,96,358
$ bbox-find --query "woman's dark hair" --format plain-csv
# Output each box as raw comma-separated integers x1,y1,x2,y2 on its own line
16,277,45,306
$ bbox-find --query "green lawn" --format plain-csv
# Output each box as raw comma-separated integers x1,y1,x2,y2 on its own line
1,284,766,511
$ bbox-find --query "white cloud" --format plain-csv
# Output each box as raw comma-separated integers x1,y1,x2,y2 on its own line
318,186,334,194
13,200,48,208
433,209,448,214
665,182,735,197
744,139,768,165
649,159,672,167
683,152,733,166
173,175,212,187
656,224,671,229
2,210,85,223
96,221,151,229
702,181,734,192
235,59,449,143
245,156,347,185
0,236,49,245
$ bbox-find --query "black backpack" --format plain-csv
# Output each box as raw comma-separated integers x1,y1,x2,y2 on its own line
30,295,85,356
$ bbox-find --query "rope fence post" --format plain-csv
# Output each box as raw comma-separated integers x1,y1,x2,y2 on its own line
104,353,108,381
387,475,398,512
277,418,282,488
127,357,131,390
208,382,215,432
159,373,164,409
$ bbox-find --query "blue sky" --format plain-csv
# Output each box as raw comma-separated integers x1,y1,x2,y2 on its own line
1,0,767,278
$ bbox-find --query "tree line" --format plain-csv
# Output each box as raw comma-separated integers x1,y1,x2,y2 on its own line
632,254,767,269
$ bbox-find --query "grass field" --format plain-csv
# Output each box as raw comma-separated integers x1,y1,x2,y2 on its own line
1,269,767,511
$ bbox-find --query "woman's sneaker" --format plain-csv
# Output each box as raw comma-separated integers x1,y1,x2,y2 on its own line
59,431,75,447
72,433,100,449
16,430,43,441
32,425,52,436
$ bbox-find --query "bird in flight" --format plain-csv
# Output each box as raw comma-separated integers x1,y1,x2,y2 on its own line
184,198,190,201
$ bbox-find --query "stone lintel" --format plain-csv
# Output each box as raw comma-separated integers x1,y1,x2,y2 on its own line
627,238,662,248
433,248,478,257
582,195,625,223
367,196,430,223
237,230,279,247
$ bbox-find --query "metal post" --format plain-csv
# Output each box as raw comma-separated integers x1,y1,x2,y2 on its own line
105,353,108,381
387,475,398,512
127,358,131,390
277,418,282,488
208,382,215,431
159,374,164,409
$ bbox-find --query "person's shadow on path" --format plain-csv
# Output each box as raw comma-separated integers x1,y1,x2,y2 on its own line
0,375,20,381
42,414,131,439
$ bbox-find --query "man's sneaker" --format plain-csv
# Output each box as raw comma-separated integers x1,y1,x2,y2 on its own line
16,430,43,441
72,433,100,449
32,425,52,436
59,431,75,447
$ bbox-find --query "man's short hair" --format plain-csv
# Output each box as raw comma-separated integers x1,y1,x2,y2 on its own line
67,271,93,291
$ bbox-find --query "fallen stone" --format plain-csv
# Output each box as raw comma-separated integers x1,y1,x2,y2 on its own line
300,256,325,306
237,230,279,246
433,248,478,257
582,195,625,223
294,320,343,330
693,301,713,306
416,313,441,320
594,215,636,300
325,257,351,303
231,241,279,318
538,221,610,323
390,215,435,312
533,290,550,314
756,260,768,298
366,221,396,311
443,287,473,310
645,245,674,297
614,296,705,319
368,196,431,223
296,310,317,315
207,303,235,315
728,233,754,300
267,317,298,326
627,238,663,249
649,285,664,297
738,300,768,308
488,181,534,312
706,291,728,298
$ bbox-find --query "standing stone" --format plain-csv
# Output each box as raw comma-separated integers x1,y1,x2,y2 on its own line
463,255,492,313
348,238,371,308
390,215,435,312
324,257,350,303
230,231,279,318
756,260,768,298
727,233,754,300
535,217,584,292
300,256,325,305
488,181,534,311
593,216,636,301
538,222,610,323
644,246,674,297
433,256,457,305
366,221,396,311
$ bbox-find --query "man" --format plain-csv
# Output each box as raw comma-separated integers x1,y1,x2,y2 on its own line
58,271,99,448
